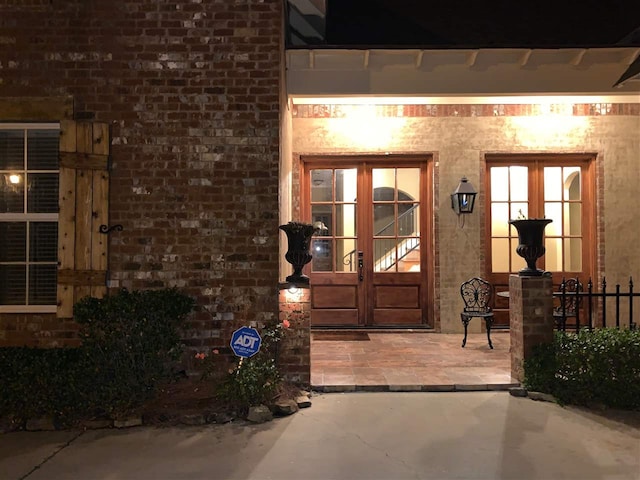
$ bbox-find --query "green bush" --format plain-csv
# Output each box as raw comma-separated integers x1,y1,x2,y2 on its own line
0,347,90,421
216,356,281,415
211,320,290,415
524,328,640,409
74,288,195,416
0,288,195,423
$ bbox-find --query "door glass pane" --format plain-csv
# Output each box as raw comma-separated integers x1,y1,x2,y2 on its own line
491,238,509,272
544,202,562,236
372,168,394,195
374,203,395,235
335,238,356,272
564,203,581,235
563,168,581,200
374,238,397,272
564,238,582,271
491,167,509,201
491,203,509,236
398,204,419,236
510,166,528,201
335,169,357,202
397,168,420,201
544,167,562,201
399,237,420,272
311,238,332,272
310,169,332,202
335,204,356,236
545,238,563,271
311,205,332,235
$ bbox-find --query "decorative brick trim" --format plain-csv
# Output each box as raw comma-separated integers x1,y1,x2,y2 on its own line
293,103,640,119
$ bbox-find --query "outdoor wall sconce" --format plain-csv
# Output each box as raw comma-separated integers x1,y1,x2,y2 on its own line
450,177,477,228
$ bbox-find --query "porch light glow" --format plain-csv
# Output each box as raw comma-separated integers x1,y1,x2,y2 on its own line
9,174,21,184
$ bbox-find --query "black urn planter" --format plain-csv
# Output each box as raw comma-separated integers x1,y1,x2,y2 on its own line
509,218,553,277
279,221,317,285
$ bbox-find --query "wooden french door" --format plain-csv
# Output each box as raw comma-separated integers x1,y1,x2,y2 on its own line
486,154,596,327
302,156,432,328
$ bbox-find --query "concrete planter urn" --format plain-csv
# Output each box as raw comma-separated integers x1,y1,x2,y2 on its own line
509,218,553,276
279,221,316,285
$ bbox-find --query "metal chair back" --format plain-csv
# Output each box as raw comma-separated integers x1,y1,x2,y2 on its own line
460,277,493,315
554,277,582,321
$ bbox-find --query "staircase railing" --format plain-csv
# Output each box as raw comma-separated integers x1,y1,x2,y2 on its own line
341,204,419,271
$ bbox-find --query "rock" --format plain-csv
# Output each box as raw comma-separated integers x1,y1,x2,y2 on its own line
26,417,56,431
246,405,273,423
113,417,143,428
528,391,556,403
296,395,312,408
180,414,206,426
274,399,299,416
82,419,113,429
210,411,235,424
509,387,528,397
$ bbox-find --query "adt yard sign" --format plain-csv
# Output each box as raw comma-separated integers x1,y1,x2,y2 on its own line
230,327,262,358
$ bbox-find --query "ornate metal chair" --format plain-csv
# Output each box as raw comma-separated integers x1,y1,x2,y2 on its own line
553,278,582,330
460,277,494,349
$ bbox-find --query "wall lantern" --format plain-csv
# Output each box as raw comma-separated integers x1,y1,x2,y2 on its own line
450,177,477,228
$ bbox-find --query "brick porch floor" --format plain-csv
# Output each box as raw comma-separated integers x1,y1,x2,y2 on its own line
311,331,518,392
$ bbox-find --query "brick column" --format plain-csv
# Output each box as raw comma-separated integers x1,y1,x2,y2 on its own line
278,286,311,387
509,275,554,382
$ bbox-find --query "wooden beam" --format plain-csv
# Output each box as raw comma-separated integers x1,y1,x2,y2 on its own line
58,269,107,286
59,152,109,170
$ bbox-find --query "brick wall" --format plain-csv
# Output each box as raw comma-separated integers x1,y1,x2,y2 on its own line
0,0,283,354
509,275,554,382
278,286,311,385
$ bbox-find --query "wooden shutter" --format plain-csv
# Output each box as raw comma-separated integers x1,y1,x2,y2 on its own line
57,120,110,318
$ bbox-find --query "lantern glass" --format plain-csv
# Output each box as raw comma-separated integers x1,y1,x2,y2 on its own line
450,177,477,215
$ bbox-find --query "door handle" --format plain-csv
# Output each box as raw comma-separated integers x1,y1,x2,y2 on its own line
358,251,364,281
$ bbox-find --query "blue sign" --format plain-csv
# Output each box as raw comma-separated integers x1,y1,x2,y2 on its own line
230,326,262,358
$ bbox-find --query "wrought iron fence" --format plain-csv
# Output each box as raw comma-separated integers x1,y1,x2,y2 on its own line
553,277,639,331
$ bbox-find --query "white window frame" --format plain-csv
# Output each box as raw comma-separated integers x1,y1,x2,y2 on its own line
0,122,60,313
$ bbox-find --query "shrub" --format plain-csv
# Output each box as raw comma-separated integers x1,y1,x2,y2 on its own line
199,319,291,415
524,328,640,409
216,356,281,415
0,347,89,422
73,288,195,416
0,288,195,423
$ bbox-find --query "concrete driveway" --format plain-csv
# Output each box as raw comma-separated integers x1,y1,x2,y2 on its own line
2,392,639,480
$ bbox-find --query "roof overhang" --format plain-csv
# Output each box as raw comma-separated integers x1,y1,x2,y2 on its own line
287,47,640,99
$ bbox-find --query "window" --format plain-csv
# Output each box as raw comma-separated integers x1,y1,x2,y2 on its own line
486,154,594,281
0,124,59,311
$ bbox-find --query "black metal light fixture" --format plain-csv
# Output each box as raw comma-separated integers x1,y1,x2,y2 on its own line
451,177,477,228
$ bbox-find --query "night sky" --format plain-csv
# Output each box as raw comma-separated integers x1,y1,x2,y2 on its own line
323,0,640,48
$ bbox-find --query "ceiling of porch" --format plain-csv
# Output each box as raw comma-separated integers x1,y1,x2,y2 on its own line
286,48,640,98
